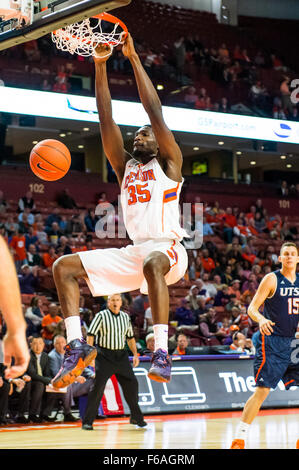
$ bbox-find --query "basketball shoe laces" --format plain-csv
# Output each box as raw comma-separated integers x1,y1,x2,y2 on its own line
152,350,169,367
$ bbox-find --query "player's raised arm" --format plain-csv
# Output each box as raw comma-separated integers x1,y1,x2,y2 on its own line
122,33,182,173
247,273,276,336
93,44,130,186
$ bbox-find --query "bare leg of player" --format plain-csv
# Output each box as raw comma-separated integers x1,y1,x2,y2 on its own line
143,252,172,383
51,254,97,388
231,387,270,448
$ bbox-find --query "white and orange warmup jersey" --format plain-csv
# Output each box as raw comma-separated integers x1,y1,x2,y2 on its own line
78,157,188,296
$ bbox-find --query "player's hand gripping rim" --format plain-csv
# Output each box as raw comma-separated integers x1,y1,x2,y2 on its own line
259,317,275,336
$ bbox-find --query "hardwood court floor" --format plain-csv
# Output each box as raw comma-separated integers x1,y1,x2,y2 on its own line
1,409,299,449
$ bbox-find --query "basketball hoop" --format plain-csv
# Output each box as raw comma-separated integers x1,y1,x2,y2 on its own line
51,12,128,58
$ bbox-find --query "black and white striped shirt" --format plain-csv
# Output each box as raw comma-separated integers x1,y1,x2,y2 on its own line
87,309,134,350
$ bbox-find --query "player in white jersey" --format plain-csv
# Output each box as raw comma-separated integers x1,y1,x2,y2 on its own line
51,33,189,388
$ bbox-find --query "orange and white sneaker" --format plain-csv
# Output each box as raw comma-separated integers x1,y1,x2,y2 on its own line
296,439,299,449
230,439,245,449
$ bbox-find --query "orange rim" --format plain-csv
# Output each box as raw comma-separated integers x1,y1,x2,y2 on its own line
52,11,128,46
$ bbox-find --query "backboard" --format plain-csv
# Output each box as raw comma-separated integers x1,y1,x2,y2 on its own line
0,0,131,51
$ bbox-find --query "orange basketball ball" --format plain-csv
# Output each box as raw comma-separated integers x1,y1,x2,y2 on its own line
29,139,71,181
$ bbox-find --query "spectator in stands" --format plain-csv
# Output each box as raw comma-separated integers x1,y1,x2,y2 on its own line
214,284,230,307
223,265,233,285
47,336,80,422
25,296,44,334
18,191,36,213
227,279,241,300
172,333,191,355
42,245,58,270
57,189,78,210
53,65,70,93
143,306,153,332
4,215,18,236
280,76,294,116
278,180,289,197
173,36,186,83
141,333,155,356
185,285,202,311
41,79,52,91
66,215,84,235
47,221,63,246
18,207,35,226
249,80,269,107
25,226,38,250
18,264,39,295
36,222,48,246
240,281,256,304
56,236,72,256
132,293,148,317
241,245,256,265
174,299,196,326
84,209,99,233
201,248,216,274
218,96,230,113
184,86,199,106
198,307,225,344
41,303,62,348
25,336,56,422
9,228,27,270
241,273,259,293
200,272,218,298
202,216,214,236
45,207,61,229
27,244,42,267
229,331,246,352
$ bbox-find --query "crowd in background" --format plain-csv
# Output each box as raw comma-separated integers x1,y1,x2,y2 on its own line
0,13,298,121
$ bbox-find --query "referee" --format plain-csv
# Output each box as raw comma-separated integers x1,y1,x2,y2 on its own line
82,293,147,430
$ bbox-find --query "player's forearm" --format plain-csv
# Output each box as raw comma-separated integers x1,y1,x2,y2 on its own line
129,54,162,115
0,236,26,335
247,305,265,324
94,62,113,122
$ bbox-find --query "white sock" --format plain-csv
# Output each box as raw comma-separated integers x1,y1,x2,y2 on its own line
235,421,250,440
153,324,168,353
64,316,83,344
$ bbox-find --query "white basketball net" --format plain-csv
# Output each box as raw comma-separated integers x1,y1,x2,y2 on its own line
51,17,125,57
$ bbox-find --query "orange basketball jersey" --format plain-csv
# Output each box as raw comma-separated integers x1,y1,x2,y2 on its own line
121,157,189,242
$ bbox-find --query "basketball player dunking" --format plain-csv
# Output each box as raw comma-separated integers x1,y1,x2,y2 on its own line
231,242,299,449
51,33,189,388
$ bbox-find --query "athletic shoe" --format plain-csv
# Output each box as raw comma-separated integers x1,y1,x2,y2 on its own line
51,339,97,388
82,424,93,430
147,348,172,383
230,439,245,449
41,415,56,423
130,417,147,428
29,415,43,423
15,415,30,424
63,413,80,422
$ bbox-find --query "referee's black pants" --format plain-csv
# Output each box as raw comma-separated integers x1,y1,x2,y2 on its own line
83,347,144,426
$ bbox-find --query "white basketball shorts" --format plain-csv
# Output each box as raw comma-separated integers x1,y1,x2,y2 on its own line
77,238,188,296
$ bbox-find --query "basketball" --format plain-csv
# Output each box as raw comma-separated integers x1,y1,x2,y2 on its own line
29,139,71,181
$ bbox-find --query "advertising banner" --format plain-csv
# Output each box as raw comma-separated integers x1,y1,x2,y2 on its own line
120,356,299,415
1,86,299,144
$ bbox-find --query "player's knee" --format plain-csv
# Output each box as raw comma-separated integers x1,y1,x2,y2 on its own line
52,254,84,280
255,386,270,401
143,253,168,278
